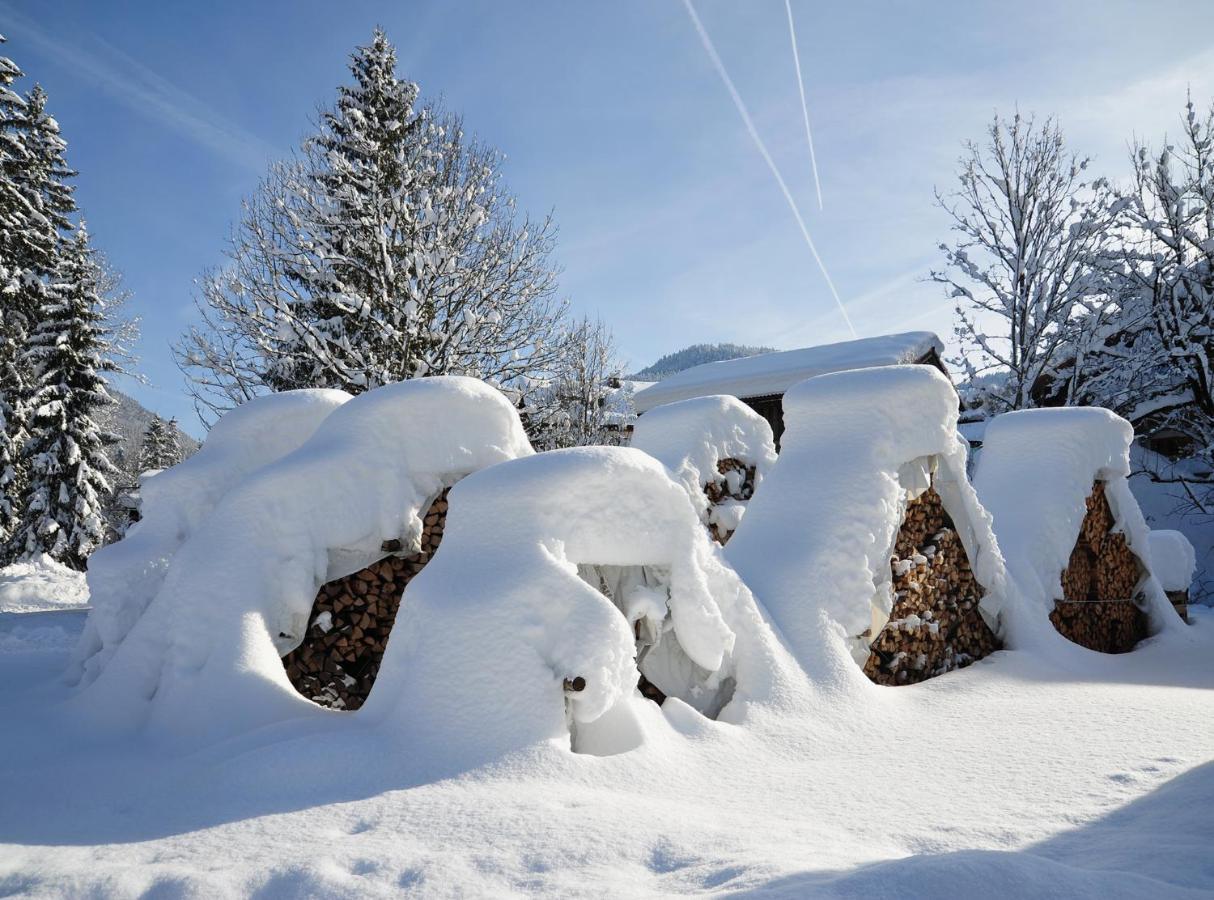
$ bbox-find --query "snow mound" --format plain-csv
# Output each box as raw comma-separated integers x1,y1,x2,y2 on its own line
71,389,351,686
362,445,805,762
973,407,1184,640
725,365,1020,688
1148,530,1196,593
631,395,777,539
72,377,532,743
0,554,88,614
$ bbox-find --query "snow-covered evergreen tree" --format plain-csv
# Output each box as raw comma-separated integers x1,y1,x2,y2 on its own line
12,225,119,568
138,414,180,473
933,113,1116,414
176,28,566,422
0,40,77,560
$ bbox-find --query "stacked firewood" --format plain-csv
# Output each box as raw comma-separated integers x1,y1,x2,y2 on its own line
863,486,1001,686
282,489,450,710
703,457,757,545
1166,590,1190,623
1049,481,1147,653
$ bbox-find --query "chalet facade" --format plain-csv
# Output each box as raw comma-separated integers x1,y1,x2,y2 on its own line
633,332,950,446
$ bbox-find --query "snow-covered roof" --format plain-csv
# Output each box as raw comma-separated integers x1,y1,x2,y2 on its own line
633,332,944,412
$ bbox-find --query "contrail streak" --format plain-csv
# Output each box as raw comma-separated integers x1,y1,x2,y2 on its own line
680,0,856,337
784,0,824,210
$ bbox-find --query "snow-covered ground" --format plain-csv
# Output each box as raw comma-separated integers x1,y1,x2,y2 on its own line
0,600,1211,897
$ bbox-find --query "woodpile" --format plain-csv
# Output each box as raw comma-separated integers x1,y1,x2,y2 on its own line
703,457,757,545
281,488,450,710
863,486,1001,686
1049,481,1147,653
1167,589,1190,623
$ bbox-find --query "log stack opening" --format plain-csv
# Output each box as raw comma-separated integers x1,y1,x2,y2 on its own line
703,457,757,545
281,488,451,710
1048,481,1147,653
863,485,1001,686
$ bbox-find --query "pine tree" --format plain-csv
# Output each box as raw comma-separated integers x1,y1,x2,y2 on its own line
138,415,180,473
12,225,119,568
0,40,76,560
176,28,565,422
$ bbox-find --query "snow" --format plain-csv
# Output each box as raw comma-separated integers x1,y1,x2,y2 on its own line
633,331,943,412
1147,530,1197,593
1,375,1212,896
0,553,87,614
71,388,351,687
362,445,804,762
972,406,1186,640
71,377,533,743
1129,444,1214,603
725,364,1021,680
631,394,776,535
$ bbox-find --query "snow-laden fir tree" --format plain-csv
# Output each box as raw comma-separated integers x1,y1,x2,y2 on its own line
932,113,1116,415
176,28,566,422
12,224,119,568
138,414,180,473
0,39,77,558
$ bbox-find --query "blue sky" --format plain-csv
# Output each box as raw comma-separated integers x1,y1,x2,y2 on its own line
3,0,1213,435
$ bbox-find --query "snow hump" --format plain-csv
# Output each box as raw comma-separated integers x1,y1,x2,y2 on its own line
973,407,1186,639
631,394,777,534
71,377,533,742
1148,530,1196,593
72,388,352,687
725,365,1018,689
633,331,943,411
360,445,805,762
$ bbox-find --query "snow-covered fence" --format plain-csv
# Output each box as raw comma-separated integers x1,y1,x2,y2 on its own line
726,365,1019,690
631,395,777,544
974,407,1186,653
71,389,352,687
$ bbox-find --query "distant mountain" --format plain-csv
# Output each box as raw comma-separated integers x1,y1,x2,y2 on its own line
102,389,200,475
630,343,774,381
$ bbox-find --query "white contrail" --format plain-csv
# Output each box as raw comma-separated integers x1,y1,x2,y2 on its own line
680,0,856,337
784,0,824,210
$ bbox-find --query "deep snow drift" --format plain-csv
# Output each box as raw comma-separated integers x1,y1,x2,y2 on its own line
726,364,1022,684
631,394,776,541
70,377,532,743
72,388,351,686
973,407,1185,642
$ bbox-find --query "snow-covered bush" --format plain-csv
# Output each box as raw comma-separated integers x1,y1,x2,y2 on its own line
361,445,803,761
631,395,776,543
71,377,533,742
71,388,351,687
973,407,1186,641
726,365,1021,688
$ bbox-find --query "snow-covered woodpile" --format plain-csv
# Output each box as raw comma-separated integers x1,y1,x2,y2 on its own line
631,394,775,547
282,489,450,709
703,458,757,544
863,485,1000,685
1148,529,1196,624
1047,481,1147,653
974,407,1185,656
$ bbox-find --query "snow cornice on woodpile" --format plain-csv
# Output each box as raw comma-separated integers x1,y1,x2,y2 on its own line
633,331,945,412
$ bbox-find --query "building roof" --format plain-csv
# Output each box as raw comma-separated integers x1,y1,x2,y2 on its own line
633,331,945,412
